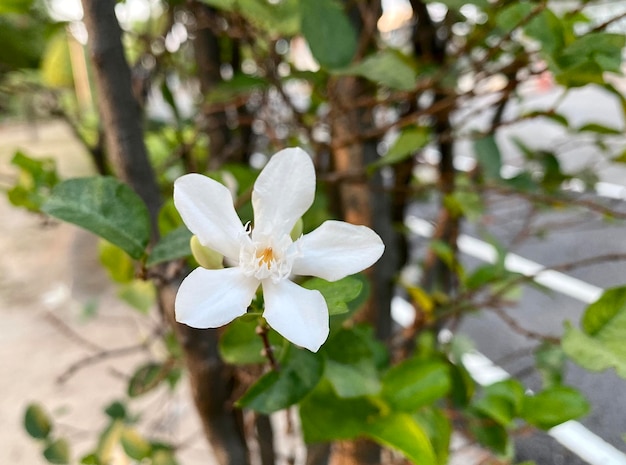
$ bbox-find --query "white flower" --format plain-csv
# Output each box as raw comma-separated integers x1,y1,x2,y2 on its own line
173,147,384,352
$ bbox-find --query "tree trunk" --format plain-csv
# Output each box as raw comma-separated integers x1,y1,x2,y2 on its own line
80,3,250,463
159,285,250,465
80,0,161,227
191,2,232,169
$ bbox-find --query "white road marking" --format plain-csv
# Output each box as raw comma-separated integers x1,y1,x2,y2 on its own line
398,215,626,465
452,153,626,201
406,216,604,303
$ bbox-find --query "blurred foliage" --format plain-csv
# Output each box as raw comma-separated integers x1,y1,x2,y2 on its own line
6,0,626,463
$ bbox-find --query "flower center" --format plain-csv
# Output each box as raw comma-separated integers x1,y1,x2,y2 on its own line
239,234,297,283
257,247,275,267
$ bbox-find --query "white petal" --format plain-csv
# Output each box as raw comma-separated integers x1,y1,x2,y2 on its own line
262,279,329,352
252,148,315,240
292,220,385,282
174,173,244,261
175,267,259,328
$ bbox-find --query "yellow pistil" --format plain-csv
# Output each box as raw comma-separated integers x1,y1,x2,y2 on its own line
257,247,275,267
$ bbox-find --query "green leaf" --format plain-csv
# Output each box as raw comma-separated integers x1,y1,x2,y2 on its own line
381,359,451,412
199,0,235,10
577,122,623,135
237,0,300,35
43,438,70,464
521,110,569,127
24,403,52,440
153,449,179,465
555,61,604,87
338,50,418,91
474,134,502,181
563,286,626,378
554,32,626,87
0,0,34,14
97,420,123,464
98,241,135,283
147,226,192,266
321,327,381,398
300,0,357,69
559,33,626,74
469,412,510,455
495,2,533,32
448,361,475,407
41,30,73,88
205,74,268,104
444,190,483,222
373,126,429,168
0,13,49,70
219,317,282,365
157,199,183,236
160,79,180,124
128,362,168,397
563,325,626,379
302,275,363,315
237,346,323,414
120,427,152,460
582,287,626,336
473,379,525,426
521,386,589,429
414,408,452,465
118,280,156,314
613,148,626,164
104,401,127,420
524,9,564,56
79,453,98,464
351,324,389,370
464,263,503,290
7,151,59,212
299,379,380,443
535,343,565,388
42,177,151,259
364,413,437,465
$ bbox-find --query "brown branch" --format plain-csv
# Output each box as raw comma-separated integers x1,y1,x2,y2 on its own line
591,9,626,33
488,184,626,220
551,253,626,274
45,311,104,353
491,306,560,344
81,0,162,231
256,323,279,371
57,341,151,384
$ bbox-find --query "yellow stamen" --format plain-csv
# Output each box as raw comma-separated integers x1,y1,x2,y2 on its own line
257,247,274,267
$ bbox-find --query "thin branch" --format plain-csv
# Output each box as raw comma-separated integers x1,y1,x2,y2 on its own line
551,253,626,274
256,323,279,371
488,184,626,220
56,341,151,384
491,306,560,344
45,311,104,353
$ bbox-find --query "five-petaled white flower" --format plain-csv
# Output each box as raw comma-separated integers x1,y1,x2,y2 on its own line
173,147,384,352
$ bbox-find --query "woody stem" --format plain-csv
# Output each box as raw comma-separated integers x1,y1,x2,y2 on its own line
256,322,280,371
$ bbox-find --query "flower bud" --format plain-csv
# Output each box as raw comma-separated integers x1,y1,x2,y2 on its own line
290,218,303,241
190,235,223,269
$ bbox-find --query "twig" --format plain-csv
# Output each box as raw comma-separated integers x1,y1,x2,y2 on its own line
488,184,626,220
57,341,151,384
45,311,104,352
256,323,279,371
491,306,560,344
552,253,626,274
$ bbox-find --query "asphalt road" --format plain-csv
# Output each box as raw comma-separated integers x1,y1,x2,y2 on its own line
458,206,626,464
406,81,626,464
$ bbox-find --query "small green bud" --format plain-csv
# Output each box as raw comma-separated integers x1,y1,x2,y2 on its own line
290,218,303,241
190,236,223,269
